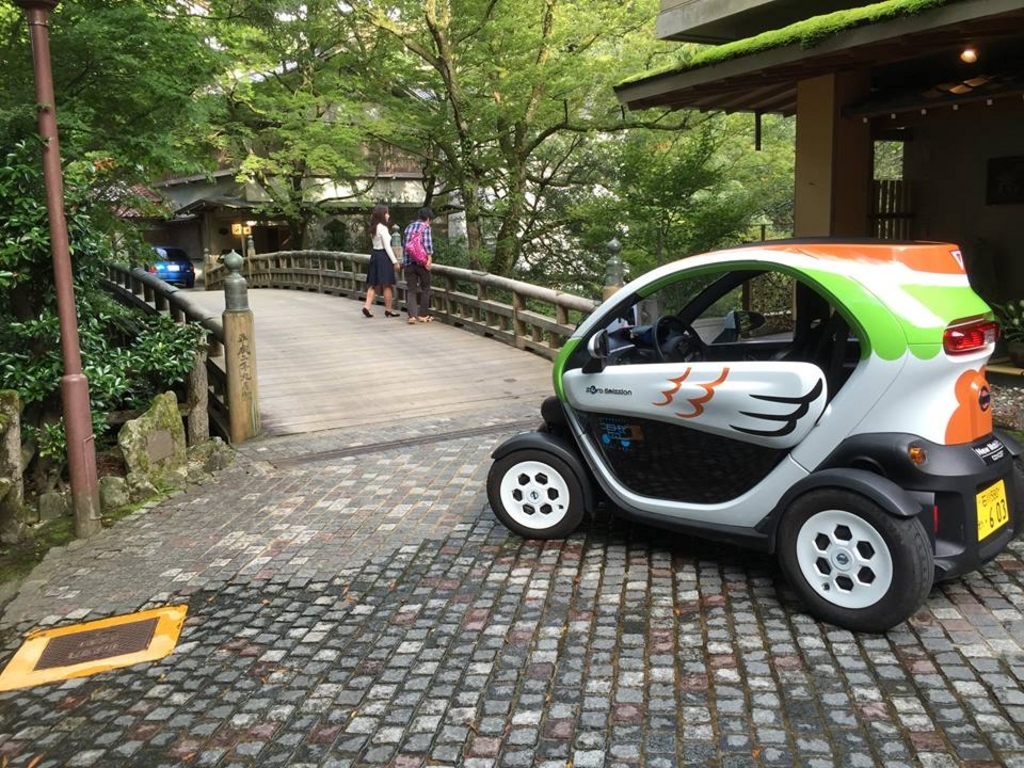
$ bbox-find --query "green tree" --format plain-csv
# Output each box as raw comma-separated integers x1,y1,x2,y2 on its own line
563,117,784,287
0,0,220,177
202,0,394,249
351,0,689,275
0,142,204,493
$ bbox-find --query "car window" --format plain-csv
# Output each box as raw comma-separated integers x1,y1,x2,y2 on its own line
643,269,797,346
590,267,819,367
154,247,190,262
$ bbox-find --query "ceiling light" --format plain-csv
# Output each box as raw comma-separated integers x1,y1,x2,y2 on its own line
960,46,978,64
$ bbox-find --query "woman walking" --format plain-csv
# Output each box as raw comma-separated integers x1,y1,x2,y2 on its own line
362,204,401,318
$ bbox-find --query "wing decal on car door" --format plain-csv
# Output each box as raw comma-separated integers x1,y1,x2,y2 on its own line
564,360,827,450
731,379,824,438
653,367,731,419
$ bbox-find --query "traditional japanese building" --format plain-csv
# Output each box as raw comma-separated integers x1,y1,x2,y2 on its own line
616,0,1024,300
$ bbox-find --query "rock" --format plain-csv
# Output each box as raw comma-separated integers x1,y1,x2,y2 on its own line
0,389,25,542
38,490,69,522
187,437,234,474
186,465,209,486
129,478,160,503
118,392,187,495
164,468,188,490
98,476,130,512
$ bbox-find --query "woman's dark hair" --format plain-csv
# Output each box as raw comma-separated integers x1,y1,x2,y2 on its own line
369,204,389,237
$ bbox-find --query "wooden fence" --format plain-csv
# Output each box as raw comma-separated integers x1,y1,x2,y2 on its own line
205,250,598,360
102,264,231,442
870,179,914,240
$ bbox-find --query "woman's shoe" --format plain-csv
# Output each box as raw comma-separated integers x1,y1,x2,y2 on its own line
385,311,401,318
418,315,434,323
408,317,417,325
362,307,373,318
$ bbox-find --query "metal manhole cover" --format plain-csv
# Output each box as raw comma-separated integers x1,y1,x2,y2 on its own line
0,605,188,692
35,617,159,670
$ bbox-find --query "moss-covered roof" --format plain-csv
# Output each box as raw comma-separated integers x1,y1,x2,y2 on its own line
620,0,960,87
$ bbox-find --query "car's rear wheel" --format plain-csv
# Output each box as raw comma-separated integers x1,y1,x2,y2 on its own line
777,489,933,632
487,450,585,539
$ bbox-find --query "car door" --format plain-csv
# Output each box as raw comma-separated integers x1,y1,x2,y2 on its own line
563,269,828,504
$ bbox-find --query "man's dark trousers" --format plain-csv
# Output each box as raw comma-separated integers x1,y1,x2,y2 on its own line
406,263,432,319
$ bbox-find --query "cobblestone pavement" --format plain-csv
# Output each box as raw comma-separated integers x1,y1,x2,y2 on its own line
2,404,1024,767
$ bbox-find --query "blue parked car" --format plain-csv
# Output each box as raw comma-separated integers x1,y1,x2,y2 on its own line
148,245,195,288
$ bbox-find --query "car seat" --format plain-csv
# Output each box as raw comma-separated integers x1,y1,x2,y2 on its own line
782,283,831,363
782,283,853,401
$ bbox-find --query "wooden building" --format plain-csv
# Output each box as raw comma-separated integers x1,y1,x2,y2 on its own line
616,0,1024,301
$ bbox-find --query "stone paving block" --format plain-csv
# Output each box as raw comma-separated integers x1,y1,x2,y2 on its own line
1,413,1024,766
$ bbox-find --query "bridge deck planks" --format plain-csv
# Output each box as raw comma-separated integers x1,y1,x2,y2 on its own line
185,289,555,436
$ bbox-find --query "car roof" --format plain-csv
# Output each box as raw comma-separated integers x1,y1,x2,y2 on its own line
596,239,988,362
722,239,964,276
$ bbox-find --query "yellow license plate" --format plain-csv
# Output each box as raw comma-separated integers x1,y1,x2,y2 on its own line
976,480,1009,541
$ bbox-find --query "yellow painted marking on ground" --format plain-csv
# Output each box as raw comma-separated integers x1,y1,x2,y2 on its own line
0,605,187,692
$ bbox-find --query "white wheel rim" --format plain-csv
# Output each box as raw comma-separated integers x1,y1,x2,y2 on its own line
795,509,894,610
498,460,571,531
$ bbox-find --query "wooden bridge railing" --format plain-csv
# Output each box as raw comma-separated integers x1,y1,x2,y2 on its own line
102,264,231,443
205,250,598,360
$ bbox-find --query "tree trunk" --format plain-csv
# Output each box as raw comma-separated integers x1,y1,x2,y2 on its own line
490,156,529,277
287,216,309,251
491,194,526,277
461,183,486,266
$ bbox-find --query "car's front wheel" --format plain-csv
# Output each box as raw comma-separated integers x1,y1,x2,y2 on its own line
777,489,933,632
487,450,585,539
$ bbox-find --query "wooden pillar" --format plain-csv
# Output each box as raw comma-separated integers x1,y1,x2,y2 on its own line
221,250,261,443
602,239,624,301
794,72,872,237
512,290,526,348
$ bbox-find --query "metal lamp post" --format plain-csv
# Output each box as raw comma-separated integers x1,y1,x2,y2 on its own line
15,0,101,538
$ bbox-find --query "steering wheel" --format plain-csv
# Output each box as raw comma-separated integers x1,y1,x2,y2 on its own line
654,315,706,363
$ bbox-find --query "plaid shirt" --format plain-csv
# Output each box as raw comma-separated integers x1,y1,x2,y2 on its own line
402,220,433,267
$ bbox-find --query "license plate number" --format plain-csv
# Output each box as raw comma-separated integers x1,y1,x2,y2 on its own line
166,264,180,272
976,480,1009,541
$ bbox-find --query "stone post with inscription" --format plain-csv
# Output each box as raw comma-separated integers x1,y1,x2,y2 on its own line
221,250,261,443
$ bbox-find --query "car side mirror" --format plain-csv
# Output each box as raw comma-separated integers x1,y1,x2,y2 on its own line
582,330,610,373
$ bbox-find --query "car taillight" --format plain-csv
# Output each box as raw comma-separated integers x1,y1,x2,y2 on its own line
147,266,157,274
943,318,998,355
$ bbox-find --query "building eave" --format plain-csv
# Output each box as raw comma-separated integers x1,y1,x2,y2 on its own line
616,0,1024,115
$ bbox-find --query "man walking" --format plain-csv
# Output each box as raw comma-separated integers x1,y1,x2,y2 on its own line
403,207,435,324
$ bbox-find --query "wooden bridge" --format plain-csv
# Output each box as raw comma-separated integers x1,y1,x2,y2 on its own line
106,252,599,439
185,288,556,436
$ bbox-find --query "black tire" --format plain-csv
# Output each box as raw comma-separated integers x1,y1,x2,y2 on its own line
486,449,585,539
777,489,933,633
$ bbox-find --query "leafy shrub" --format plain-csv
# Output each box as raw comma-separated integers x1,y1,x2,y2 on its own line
993,300,1024,344
0,291,205,458
0,139,205,475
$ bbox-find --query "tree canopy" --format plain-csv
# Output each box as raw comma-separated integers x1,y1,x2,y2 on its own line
0,0,795,286
0,0,221,178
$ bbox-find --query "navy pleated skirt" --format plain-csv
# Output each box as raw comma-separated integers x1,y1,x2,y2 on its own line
366,249,396,287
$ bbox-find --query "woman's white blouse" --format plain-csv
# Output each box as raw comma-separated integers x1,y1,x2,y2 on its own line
372,223,397,264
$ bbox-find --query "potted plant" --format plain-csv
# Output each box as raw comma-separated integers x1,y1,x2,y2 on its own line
994,300,1024,367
